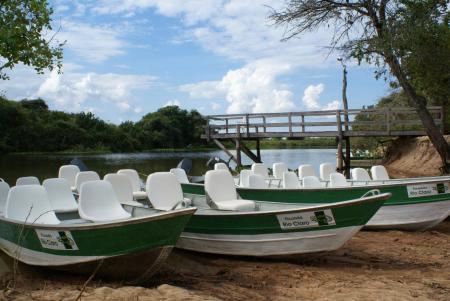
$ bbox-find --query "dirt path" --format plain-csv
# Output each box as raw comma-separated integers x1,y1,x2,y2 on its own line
2,221,450,301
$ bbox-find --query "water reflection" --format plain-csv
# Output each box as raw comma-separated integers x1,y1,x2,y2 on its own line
0,149,336,184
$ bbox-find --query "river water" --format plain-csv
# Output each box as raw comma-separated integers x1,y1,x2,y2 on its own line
0,149,337,185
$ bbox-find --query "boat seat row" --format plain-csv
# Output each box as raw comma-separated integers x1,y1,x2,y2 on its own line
58,165,147,199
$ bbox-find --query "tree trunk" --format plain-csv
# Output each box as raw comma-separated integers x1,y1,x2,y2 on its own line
386,55,450,173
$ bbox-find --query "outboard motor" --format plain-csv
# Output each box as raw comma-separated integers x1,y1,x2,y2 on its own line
177,158,193,174
70,157,88,171
206,156,232,170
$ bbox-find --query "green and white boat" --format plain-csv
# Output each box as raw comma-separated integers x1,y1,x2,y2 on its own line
180,168,450,231
148,171,390,256
0,179,195,283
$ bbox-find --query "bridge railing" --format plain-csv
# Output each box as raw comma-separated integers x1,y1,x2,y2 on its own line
202,107,444,140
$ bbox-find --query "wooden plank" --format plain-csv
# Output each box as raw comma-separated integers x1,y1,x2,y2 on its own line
237,139,261,163
212,139,238,164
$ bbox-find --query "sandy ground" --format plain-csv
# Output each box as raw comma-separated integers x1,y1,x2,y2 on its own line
1,221,449,301
384,136,450,178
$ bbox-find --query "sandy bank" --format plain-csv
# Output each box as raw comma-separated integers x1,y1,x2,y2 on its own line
384,136,450,178
2,221,449,301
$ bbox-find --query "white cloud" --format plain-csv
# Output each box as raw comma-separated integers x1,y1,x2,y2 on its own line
164,99,181,107
210,102,221,111
92,0,334,67
32,69,156,112
58,21,127,63
302,84,324,110
181,59,296,114
301,84,340,111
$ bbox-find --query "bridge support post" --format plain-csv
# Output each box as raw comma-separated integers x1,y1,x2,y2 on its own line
256,139,261,162
235,139,242,167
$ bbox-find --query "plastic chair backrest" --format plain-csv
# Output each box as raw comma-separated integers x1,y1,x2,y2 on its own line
371,165,390,180
283,171,301,189
298,164,315,179
329,173,350,187
5,185,60,224
205,170,237,202
0,181,11,213
351,168,371,181
78,180,131,222
302,176,322,188
146,172,184,210
273,163,288,179
117,169,142,192
42,178,78,213
16,176,40,186
58,165,80,188
169,168,189,184
248,174,268,189
320,163,335,181
104,173,134,205
239,170,253,187
251,163,269,178
75,171,100,192
214,163,228,171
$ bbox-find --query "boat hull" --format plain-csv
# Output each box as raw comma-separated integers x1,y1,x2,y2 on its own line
182,178,450,231
0,208,195,283
366,199,450,231
177,194,389,256
178,226,361,256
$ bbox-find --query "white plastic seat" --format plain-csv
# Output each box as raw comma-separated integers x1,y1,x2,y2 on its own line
214,163,229,171
146,172,187,210
169,168,190,184
371,165,390,180
298,164,316,179
329,173,350,187
273,163,288,179
351,168,372,181
248,174,268,189
5,185,60,224
205,170,255,211
320,163,335,181
42,178,78,213
104,174,143,207
239,170,253,187
251,163,269,179
283,172,301,189
302,176,322,188
0,181,11,213
117,169,146,199
78,180,131,222
58,165,80,190
75,171,100,192
16,176,40,186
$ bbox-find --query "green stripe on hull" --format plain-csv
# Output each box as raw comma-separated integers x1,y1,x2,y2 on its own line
184,199,385,235
0,214,192,257
181,183,450,206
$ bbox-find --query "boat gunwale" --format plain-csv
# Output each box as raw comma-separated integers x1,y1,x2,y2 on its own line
191,193,390,217
0,207,197,231
184,176,450,191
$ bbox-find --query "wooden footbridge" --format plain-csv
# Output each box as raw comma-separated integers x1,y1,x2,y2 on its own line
202,107,446,172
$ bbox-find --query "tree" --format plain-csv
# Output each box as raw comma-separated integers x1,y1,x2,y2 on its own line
270,0,450,172
0,0,64,80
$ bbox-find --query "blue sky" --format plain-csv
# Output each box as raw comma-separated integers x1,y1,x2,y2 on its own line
0,0,391,123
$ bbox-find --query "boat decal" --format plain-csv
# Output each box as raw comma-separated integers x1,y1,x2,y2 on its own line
406,182,450,198
276,209,336,230
35,230,79,251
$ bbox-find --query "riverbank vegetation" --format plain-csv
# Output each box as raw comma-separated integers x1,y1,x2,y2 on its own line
0,97,205,153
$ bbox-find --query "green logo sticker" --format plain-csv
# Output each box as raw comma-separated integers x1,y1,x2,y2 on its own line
437,183,445,194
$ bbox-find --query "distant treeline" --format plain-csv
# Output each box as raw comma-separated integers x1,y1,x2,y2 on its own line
0,97,206,153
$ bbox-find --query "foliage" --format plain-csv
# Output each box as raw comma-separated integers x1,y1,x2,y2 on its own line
0,98,207,154
270,0,450,170
0,0,64,80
